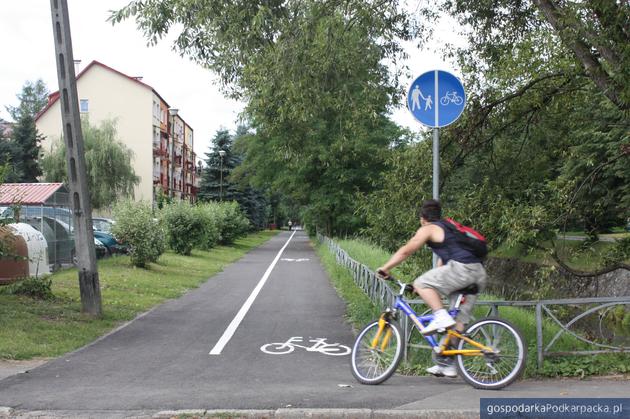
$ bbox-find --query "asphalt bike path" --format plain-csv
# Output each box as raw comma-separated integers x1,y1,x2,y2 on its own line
1,230,630,418
0,231,448,414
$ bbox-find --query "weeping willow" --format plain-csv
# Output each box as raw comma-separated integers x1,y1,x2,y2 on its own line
41,118,140,210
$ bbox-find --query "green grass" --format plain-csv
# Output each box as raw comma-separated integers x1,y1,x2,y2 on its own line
316,236,630,378
0,230,279,360
315,241,381,332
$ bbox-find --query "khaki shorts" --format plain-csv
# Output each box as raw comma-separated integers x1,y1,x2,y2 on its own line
413,260,487,324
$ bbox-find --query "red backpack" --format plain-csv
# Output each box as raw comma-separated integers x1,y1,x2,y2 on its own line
443,218,488,259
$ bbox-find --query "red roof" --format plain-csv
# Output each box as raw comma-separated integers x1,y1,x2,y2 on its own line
0,183,66,205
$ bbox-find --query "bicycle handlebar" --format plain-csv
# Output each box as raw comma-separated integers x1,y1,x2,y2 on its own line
375,270,415,295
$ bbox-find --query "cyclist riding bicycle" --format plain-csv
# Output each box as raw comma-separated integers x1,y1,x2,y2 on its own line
377,199,487,378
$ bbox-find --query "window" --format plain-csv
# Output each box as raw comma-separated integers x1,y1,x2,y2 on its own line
79,99,89,113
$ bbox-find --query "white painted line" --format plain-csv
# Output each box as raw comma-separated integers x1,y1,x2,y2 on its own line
209,230,297,355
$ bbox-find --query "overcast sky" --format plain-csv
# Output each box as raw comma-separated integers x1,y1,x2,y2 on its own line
0,1,461,158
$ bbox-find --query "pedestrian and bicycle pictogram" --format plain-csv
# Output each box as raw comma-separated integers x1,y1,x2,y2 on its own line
407,70,466,128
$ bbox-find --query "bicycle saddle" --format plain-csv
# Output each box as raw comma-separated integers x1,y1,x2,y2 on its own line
455,284,479,295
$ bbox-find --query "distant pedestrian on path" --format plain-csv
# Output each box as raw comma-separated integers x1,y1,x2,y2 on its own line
288,220,293,231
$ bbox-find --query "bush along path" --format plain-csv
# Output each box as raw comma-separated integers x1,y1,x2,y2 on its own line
0,230,279,360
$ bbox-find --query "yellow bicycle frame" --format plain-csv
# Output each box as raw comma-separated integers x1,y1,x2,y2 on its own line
438,329,494,356
370,314,494,356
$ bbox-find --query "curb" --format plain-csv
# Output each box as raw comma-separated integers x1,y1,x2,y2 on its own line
1,408,480,419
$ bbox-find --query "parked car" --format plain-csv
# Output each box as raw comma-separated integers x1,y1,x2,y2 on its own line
94,238,108,259
93,230,128,255
92,217,115,234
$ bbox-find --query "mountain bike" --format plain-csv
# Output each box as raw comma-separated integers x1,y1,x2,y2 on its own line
350,275,526,390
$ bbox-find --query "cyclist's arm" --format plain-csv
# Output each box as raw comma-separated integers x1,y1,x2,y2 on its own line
379,225,434,273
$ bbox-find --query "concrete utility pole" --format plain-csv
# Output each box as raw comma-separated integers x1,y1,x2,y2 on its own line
50,0,102,316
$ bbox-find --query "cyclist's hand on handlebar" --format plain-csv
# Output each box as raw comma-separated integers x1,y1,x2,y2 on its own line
376,267,391,280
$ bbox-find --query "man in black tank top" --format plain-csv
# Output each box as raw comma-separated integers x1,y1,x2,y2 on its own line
377,199,487,378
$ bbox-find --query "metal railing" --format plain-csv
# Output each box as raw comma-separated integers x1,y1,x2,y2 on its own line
318,234,630,368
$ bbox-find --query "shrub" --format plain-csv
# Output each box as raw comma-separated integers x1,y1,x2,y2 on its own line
0,276,54,300
112,200,165,267
161,201,206,255
195,203,221,250
216,201,250,245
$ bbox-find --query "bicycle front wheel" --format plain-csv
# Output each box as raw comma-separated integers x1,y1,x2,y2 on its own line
455,317,527,390
350,320,403,385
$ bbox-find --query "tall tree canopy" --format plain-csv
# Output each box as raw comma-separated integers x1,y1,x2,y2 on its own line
199,127,268,230
1,79,49,182
41,119,139,209
5,79,49,121
417,0,629,111
8,114,43,182
198,129,239,202
0,128,24,182
351,1,630,276
112,1,629,275
112,0,417,235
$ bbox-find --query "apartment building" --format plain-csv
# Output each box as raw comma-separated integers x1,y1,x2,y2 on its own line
35,60,198,206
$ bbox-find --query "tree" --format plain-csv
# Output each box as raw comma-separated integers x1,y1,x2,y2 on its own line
230,126,268,230
110,0,416,235
198,129,238,202
5,79,49,121
41,118,139,209
0,129,23,182
1,79,49,182
198,128,268,230
9,114,43,182
532,0,629,110
418,0,629,111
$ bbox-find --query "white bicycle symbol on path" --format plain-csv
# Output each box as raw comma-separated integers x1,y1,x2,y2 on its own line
440,90,464,106
260,337,351,356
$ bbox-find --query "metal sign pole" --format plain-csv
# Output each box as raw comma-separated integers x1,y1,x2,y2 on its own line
50,0,101,316
432,127,439,268
408,70,465,268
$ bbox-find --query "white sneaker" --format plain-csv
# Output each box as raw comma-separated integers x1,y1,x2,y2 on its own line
426,363,457,378
422,314,456,335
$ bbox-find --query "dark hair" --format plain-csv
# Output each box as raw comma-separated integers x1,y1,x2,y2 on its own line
421,199,441,221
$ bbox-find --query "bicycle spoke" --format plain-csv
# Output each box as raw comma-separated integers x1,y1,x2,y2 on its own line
457,319,525,389
351,321,403,384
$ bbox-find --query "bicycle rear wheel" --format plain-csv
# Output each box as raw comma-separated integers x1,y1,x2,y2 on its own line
350,320,403,385
455,317,527,390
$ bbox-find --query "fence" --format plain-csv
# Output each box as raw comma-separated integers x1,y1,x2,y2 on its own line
318,234,630,368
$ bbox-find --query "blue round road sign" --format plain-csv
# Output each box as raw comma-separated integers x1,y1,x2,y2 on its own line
407,70,466,128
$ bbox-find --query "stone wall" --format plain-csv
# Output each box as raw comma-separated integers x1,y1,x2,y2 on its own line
485,257,630,299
